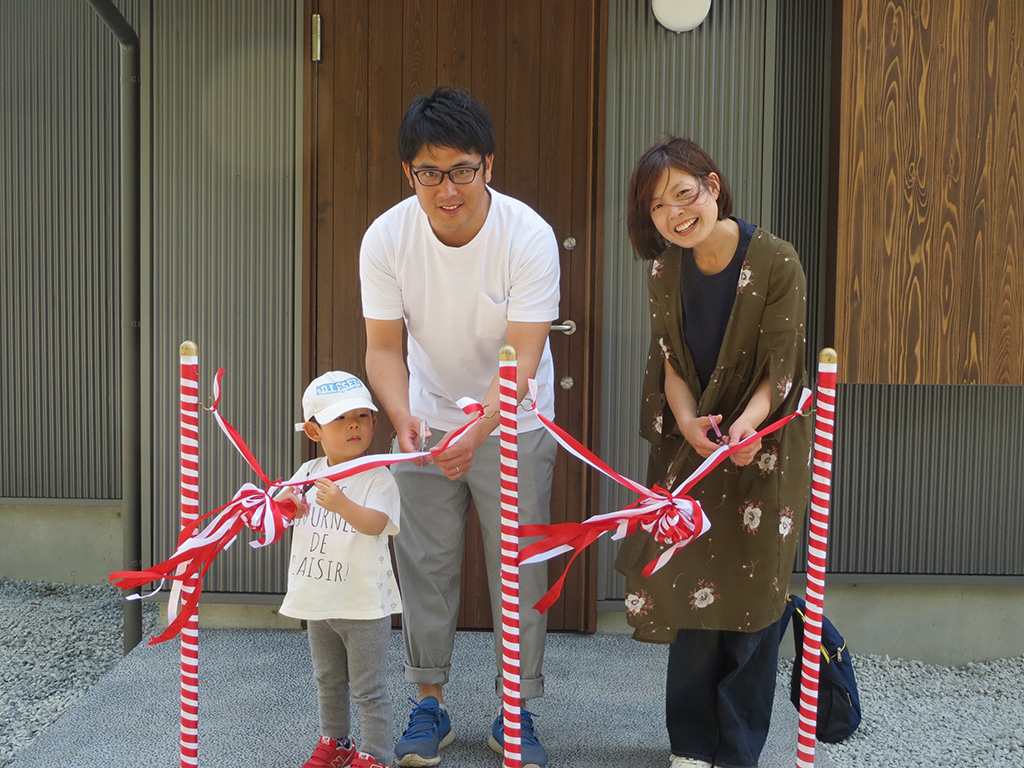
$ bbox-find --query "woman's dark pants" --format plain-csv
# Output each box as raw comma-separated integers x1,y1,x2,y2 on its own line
666,618,782,768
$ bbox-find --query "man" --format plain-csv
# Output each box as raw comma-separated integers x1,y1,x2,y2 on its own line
360,86,560,768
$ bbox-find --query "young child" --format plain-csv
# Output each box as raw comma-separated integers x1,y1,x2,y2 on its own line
277,371,402,768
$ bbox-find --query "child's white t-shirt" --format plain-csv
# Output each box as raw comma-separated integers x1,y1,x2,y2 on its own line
359,187,560,432
278,458,401,621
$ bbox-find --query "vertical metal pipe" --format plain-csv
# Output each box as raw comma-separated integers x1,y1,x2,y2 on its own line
85,0,142,654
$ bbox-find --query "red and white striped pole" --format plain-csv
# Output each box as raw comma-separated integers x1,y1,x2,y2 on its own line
498,345,522,768
795,348,839,768
178,341,200,768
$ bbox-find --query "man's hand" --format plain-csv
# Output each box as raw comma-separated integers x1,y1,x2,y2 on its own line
432,415,489,479
394,414,432,464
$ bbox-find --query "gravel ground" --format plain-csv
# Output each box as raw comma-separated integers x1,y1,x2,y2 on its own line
814,654,1024,767
0,579,159,767
2,578,1023,768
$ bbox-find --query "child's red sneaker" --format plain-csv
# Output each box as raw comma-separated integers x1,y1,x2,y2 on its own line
302,736,358,768
350,750,390,768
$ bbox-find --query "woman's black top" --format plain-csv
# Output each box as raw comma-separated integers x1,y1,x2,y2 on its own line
680,217,756,390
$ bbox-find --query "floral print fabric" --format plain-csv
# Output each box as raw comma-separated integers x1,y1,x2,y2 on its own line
615,228,813,643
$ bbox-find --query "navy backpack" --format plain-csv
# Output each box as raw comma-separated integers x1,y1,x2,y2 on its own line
779,593,862,743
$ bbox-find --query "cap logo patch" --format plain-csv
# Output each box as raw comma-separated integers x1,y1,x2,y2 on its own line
316,377,361,396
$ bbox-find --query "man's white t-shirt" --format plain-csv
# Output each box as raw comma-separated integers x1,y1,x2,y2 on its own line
278,459,402,621
360,187,560,432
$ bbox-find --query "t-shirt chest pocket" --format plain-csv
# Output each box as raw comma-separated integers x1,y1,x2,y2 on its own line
475,292,508,339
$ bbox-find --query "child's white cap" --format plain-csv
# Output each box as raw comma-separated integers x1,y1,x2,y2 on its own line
295,371,377,431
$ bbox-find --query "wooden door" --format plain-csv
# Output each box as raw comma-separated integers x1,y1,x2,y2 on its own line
303,0,606,632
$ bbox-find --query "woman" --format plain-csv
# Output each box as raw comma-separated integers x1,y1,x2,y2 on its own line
615,136,812,768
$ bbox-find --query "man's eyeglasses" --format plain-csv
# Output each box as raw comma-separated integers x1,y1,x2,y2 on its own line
410,161,484,187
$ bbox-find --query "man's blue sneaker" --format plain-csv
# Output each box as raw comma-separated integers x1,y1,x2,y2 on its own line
487,708,549,768
395,696,454,767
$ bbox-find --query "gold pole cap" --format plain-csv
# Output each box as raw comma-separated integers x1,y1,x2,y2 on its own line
180,340,198,356
499,345,517,362
819,347,838,364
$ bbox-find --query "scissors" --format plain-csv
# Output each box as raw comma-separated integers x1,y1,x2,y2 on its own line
709,415,725,444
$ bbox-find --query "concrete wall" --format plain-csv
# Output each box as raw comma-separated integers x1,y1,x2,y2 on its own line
0,502,123,584
6,504,1022,665
793,581,1024,666
599,580,1024,665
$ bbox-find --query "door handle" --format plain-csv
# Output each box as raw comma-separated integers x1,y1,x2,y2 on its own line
550,319,576,335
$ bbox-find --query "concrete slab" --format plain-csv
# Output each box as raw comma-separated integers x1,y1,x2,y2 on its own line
10,628,830,768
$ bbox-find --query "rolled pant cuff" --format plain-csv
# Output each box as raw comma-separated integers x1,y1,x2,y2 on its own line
494,674,545,701
404,664,450,687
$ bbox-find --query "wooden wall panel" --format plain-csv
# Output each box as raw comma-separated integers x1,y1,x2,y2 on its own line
470,0,507,192
504,4,543,206
835,0,1024,384
368,1,408,221
314,1,369,396
310,0,604,631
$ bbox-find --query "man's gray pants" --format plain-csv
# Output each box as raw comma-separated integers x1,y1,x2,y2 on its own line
391,428,557,702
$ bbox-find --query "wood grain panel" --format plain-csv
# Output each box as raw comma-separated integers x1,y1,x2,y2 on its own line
402,0,439,110
437,0,473,86
539,0,585,629
308,0,604,631
504,3,542,208
989,4,1023,384
835,0,1024,384
368,0,407,222
315,1,369,384
470,0,507,191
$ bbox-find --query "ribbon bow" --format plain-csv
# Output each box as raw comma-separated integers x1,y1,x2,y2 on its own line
109,483,301,644
110,369,486,644
519,380,813,613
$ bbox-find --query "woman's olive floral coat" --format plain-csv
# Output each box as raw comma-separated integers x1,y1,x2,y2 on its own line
615,229,813,643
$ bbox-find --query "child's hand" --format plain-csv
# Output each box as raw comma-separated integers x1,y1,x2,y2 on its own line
313,478,348,513
275,487,308,519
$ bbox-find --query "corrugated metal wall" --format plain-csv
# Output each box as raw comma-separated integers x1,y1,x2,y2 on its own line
1,0,139,499
597,0,832,599
598,0,768,600
770,1,833,572
772,0,830,372
831,385,1024,575
7,1,1020,595
146,1,299,593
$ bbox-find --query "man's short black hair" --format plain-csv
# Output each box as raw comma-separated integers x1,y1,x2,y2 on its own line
398,85,496,164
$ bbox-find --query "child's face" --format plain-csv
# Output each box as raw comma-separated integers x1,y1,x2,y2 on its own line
304,408,376,465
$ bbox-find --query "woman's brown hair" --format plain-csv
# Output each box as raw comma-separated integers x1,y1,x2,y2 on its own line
626,136,733,260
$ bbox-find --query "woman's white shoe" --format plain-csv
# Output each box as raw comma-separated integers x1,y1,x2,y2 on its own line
668,756,713,768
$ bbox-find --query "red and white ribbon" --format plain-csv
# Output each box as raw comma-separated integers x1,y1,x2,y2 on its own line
796,356,838,768
520,380,813,613
110,369,487,645
110,483,301,644
498,353,521,768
